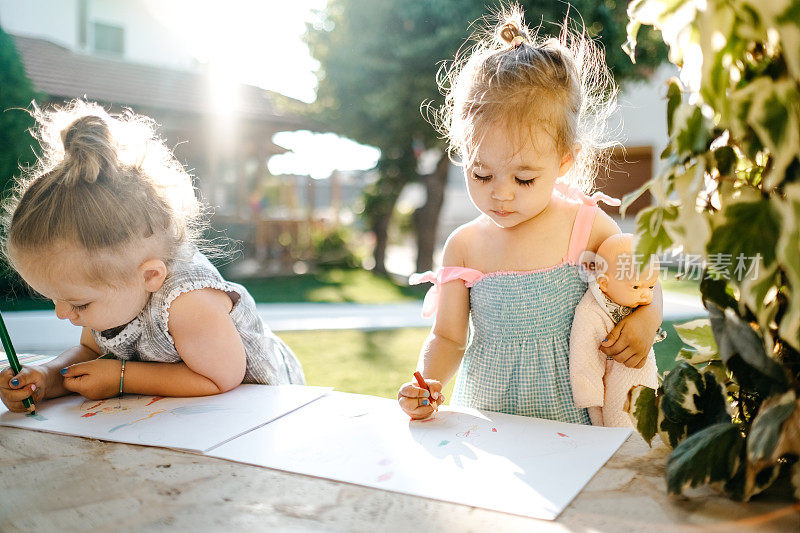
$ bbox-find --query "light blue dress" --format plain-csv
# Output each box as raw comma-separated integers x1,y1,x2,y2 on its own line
452,263,591,424
413,201,599,424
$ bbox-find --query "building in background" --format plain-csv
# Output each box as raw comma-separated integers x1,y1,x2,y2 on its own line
0,0,330,273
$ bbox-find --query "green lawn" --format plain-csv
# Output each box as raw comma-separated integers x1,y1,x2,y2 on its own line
0,268,428,311
281,319,696,401
228,268,427,304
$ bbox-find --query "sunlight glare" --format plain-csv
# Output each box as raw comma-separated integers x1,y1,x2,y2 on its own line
269,131,381,179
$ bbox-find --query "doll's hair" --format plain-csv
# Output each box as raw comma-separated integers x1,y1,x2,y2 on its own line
432,4,618,193
2,100,205,283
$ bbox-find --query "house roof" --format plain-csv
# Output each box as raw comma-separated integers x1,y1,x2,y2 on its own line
11,34,311,130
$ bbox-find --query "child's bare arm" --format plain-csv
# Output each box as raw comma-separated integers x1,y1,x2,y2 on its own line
600,280,663,368
62,288,247,399
399,233,471,419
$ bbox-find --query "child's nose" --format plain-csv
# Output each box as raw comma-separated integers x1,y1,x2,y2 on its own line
491,181,514,201
54,301,75,320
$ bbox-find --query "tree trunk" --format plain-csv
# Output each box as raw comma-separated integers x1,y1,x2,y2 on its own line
368,180,404,275
413,153,450,273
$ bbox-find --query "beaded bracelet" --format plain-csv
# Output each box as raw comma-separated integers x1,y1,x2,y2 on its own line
119,360,126,397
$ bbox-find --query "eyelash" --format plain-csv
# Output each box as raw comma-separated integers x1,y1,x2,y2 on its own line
472,173,535,186
72,303,90,311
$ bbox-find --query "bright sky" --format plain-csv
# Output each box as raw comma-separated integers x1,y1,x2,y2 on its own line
147,0,379,178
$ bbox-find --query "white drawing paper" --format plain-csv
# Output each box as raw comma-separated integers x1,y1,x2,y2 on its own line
207,392,631,520
0,384,330,453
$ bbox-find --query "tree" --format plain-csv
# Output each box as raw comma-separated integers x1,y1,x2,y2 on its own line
0,25,38,296
624,0,800,501
306,0,666,274
0,25,37,196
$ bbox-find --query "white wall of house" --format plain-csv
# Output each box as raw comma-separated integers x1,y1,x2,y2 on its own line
0,0,196,70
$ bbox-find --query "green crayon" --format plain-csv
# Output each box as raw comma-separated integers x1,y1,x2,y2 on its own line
0,311,34,413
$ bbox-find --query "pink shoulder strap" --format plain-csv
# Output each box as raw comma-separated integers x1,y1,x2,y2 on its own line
566,203,598,265
553,179,620,265
409,267,483,318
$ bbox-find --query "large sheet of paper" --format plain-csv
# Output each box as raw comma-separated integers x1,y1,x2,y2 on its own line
0,384,330,453
208,392,631,520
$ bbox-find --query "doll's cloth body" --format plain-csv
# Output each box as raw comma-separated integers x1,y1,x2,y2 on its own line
569,279,658,427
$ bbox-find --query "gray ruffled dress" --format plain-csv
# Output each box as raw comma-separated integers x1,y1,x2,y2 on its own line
91,247,305,385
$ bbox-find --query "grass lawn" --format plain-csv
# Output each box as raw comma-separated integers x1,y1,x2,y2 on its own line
281,319,696,401
228,268,427,304
0,268,428,311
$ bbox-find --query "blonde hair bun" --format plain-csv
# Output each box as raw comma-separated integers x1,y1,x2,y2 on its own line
60,114,118,186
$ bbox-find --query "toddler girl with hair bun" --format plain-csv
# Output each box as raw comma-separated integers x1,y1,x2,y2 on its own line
397,6,663,423
0,100,304,413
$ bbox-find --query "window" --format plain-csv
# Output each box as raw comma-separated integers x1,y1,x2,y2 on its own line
93,22,124,56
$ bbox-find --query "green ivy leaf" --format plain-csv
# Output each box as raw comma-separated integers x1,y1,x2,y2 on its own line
626,385,658,445
674,105,711,157
745,79,800,188
677,347,719,365
621,179,654,218
774,184,800,350
748,390,797,463
658,362,731,448
707,303,788,395
776,0,800,81
706,199,780,280
634,203,678,259
666,422,744,496
674,319,718,356
699,276,738,311
666,77,682,136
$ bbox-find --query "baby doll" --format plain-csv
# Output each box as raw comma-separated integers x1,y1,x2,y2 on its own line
569,234,662,427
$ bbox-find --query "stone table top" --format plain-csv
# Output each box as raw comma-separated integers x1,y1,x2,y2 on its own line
0,426,797,532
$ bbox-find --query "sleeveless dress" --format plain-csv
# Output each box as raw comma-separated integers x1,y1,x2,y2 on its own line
411,200,602,424
91,246,305,385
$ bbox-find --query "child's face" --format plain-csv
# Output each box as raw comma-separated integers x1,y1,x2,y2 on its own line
464,124,573,229
14,248,154,332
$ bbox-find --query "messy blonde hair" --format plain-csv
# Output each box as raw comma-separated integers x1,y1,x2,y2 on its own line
434,4,618,193
2,100,204,283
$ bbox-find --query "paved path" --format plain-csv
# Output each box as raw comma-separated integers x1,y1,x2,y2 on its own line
4,291,706,354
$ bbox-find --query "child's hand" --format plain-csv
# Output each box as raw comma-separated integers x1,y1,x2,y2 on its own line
0,365,46,412
398,378,444,420
62,359,122,400
600,314,655,368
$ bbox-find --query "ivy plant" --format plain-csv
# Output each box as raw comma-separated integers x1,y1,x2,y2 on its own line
622,0,800,500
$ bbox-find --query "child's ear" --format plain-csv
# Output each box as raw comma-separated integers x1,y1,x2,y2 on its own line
558,143,581,176
597,274,608,293
139,258,167,293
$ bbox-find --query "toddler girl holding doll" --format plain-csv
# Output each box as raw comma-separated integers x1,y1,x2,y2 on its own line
398,7,662,423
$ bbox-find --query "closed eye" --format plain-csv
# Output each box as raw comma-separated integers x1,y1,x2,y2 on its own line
515,177,535,186
72,303,90,311
472,172,492,182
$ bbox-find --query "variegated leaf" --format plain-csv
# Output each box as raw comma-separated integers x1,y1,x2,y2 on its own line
674,319,717,356
774,184,800,350
666,422,744,496
625,385,659,445
634,204,678,259
748,390,797,463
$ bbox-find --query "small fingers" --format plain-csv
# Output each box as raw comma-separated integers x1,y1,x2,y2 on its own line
612,347,637,367
1,382,37,403
406,404,436,420
398,382,430,399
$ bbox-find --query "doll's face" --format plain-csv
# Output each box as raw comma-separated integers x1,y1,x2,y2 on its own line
597,256,659,308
